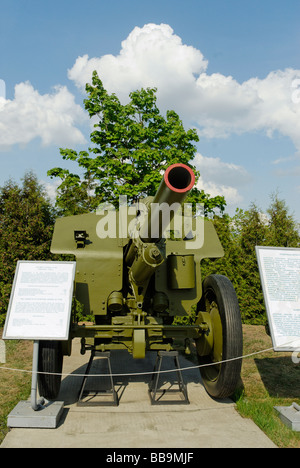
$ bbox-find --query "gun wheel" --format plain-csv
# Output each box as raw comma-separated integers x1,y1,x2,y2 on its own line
38,341,63,401
197,274,243,399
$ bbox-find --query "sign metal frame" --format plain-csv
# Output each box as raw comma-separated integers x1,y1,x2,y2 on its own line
3,260,76,341
256,246,300,352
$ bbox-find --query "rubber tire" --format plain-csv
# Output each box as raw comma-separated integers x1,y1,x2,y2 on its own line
38,341,63,400
197,274,243,399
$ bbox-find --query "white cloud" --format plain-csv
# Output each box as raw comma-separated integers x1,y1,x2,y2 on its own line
0,79,5,99
41,179,60,202
273,165,300,178
68,23,300,153
197,179,242,206
194,153,251,186
68,23,208,102
194,153,251,205
0,81,87,150
272,154,297,165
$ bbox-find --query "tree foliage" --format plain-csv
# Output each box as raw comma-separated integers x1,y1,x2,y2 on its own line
202,194,300,324
0,173,55,326
48,71,226,215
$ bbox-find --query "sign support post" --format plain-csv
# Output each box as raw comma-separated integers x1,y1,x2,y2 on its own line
30,341,45,411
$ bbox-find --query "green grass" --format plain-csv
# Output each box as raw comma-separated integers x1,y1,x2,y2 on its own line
0,334,32,445
234,325,300,448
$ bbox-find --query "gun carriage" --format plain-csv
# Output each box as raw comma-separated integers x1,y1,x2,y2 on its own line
38,163,243,400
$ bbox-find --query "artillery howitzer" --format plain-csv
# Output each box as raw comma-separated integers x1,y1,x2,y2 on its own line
38,164,243,401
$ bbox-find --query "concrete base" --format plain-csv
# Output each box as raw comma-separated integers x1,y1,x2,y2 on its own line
7,400,64,429
274,405,300,432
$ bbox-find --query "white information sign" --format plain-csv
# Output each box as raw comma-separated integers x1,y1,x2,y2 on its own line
256,246,300,351
3,261,76,340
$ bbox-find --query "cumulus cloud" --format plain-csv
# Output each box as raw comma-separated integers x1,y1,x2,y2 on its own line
194,153,251,186
198,180,242,206
68,23,208,102
41,178,60,202
0,79,5,99
68,23,300,153
0,81,87,150
194,153,251,205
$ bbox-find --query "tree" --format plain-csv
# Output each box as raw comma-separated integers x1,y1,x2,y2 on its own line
201,196,300,324
266,192,300,247
48,71,226,215
48,169,99,217
237,198,299,322
0,173,55,325
235,204,269,323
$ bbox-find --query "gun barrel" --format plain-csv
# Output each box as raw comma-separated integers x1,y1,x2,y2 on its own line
139,163,195,243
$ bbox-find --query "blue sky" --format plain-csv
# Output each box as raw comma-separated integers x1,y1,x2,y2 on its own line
1,0,300,221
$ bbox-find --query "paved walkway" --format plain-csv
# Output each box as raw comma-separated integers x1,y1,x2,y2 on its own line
1,339,276,448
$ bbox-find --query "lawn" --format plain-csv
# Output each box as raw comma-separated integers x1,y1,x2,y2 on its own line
0,332,32,444
235,325,300,448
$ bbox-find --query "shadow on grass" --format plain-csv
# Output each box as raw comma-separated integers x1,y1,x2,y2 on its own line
255,356,300,399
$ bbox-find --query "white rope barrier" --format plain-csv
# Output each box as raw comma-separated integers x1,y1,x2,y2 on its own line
0,342,297,378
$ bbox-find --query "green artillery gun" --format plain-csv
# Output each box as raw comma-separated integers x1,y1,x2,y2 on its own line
38,164,243,401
